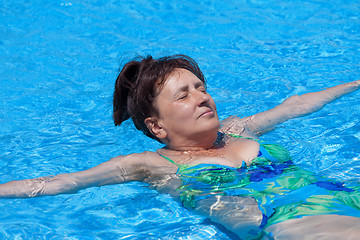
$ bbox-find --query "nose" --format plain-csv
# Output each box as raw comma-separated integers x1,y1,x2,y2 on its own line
195,89,211,106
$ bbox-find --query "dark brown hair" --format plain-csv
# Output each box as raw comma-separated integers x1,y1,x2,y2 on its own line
113,54,206,141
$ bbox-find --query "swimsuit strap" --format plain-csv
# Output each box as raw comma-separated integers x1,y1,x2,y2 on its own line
226,133,259,141
158,153,181,167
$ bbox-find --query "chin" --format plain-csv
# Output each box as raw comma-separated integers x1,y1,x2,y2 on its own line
210,119,221,132
202,123,220,142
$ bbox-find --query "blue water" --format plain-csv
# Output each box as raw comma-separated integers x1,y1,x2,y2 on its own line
1,0,360,238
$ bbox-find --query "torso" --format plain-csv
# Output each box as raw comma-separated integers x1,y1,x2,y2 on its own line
135,135,260,192
109,132,262,196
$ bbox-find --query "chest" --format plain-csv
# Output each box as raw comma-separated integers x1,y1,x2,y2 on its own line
163,138,260,167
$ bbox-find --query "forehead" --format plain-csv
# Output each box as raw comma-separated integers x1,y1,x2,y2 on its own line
163,68,202,87
154,68,205,100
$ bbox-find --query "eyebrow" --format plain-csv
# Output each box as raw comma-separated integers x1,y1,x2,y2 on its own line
195,81,204,88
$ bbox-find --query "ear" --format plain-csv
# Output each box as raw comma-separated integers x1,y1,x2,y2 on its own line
144,117,167,140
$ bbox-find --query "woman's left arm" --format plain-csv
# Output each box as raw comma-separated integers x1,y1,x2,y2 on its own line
222,80,360,137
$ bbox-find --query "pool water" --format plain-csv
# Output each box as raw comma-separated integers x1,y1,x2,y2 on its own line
1,0,360,239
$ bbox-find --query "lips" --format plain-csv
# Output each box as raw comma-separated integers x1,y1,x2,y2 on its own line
198,108,214,118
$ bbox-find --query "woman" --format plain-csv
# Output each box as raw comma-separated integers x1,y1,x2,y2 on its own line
1,55,360,239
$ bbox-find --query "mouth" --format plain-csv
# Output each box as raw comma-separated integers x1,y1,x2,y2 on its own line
198,108,214,118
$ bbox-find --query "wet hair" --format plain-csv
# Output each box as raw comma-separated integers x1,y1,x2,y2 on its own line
113,54,206,141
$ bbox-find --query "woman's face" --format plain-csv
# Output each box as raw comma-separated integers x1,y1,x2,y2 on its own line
153,68,220,149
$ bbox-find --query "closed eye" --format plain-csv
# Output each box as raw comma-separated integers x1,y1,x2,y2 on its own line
196,84,207,94
178,93,188,100
198,87,206,93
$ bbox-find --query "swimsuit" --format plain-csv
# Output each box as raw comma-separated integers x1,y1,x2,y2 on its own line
159,134,360,228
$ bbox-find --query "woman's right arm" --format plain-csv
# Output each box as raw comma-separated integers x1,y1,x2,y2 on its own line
0,153,150,199
221,79,360,137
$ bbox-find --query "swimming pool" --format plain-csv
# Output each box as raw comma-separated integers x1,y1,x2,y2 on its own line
1,0,360,238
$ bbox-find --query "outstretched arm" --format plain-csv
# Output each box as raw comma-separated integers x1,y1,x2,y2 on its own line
0,153,148,199
221,80,360,137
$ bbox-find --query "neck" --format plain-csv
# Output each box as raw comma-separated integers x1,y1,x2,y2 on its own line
167,144,214,151
164,133,219,152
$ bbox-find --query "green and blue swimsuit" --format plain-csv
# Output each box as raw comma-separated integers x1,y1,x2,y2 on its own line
159,134,360,228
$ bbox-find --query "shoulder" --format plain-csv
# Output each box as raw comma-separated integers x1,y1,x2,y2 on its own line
220,116,257,138
110,151,159,165
106,151,177,182
109,151,176,170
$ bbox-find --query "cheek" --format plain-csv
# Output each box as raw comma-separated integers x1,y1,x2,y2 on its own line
158,102,193,123
172,103,194,120
209,98,218,112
